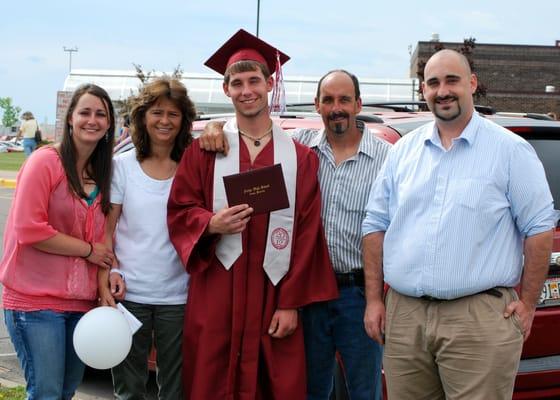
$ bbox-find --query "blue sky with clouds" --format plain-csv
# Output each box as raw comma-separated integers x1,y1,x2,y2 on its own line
1,0,558,124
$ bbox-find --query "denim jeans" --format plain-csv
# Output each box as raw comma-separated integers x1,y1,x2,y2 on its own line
302,286,383,400
111,300,185,400
4,309,86,400
23,138,36,157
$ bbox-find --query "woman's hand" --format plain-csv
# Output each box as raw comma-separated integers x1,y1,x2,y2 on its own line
86,242,115,269
109,271,126,300
98,279,116,307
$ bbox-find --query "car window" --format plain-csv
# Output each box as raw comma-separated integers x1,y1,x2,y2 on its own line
388,120,432,136
525,138,560,207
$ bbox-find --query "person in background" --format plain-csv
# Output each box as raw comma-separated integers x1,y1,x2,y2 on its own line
362,49,557,400
99,77,196,400
17,111,39,157
167,29,338,400
0,84,116,400
116,114,130,145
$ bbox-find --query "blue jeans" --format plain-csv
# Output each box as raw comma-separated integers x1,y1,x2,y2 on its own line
4,309,86,400
302,286,383,400
23,138,36,157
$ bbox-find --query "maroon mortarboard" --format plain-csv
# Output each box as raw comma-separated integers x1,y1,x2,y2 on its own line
204,29,290,76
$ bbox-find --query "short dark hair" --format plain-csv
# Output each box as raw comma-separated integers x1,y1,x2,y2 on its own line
61,84,115,214
316,69,361,100
224,60,271,85
130,77,197,163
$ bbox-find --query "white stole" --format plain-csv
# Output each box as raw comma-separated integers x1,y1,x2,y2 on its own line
213,118,297,285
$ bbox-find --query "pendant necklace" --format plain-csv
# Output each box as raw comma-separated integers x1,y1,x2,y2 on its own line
238,124,273,147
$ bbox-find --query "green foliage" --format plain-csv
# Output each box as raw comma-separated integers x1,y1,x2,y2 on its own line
0,98,22,128
114,63,184,118
0,152,26,171
0,384,25,400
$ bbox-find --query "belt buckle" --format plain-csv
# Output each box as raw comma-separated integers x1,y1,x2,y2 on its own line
420,295,443,301
335,273,353,287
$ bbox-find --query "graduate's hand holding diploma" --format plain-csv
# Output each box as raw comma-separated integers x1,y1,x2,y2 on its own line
207,204,254,235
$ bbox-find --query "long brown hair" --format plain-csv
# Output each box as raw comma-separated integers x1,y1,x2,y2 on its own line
60,84,115,214
130,77,196,162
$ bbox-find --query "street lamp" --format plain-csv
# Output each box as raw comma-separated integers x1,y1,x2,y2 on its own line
63,46,78,73
256,0,260,37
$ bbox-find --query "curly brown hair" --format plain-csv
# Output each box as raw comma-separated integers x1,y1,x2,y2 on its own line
130,77,196,162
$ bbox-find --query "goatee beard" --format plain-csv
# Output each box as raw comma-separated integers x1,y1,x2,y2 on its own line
328,111,350,135
334,122,344,134
434,95,461,121
435,104,462,122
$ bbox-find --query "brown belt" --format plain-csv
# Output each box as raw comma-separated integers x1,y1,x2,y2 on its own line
420,287,504,302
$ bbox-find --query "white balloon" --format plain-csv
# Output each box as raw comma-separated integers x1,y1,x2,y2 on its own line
73,306,133,370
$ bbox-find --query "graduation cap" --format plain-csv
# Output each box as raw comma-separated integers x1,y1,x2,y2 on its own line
204,29,290,76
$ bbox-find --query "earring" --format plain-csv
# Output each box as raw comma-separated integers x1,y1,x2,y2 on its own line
69,126,73,136
105,132,109,143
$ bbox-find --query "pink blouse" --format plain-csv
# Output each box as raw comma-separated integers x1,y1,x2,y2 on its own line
0,147,106,312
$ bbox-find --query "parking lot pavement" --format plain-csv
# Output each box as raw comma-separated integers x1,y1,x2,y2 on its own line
0,171,17,189
0,187,28,389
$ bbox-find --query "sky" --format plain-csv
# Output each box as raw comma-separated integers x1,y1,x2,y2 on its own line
1,0,559,124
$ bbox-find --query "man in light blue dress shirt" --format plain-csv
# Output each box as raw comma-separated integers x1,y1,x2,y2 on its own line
362,49,557,400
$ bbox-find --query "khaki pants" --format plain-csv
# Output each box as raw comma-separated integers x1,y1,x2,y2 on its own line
384,288,524,400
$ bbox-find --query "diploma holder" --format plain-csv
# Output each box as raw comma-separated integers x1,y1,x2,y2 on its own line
223,164,290,215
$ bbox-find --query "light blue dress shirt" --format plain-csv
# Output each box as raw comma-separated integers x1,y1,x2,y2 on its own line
362,112,558,299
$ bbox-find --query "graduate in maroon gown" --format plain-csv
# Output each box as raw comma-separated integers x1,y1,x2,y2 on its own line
167,30,338,400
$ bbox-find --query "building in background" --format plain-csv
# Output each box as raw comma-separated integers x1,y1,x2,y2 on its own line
410,37,560,116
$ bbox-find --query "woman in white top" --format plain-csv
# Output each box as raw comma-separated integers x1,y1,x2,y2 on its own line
18,111,39,157
99,77,196,399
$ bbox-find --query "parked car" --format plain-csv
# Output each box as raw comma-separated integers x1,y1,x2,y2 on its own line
117,107,560,398
0,141,23,152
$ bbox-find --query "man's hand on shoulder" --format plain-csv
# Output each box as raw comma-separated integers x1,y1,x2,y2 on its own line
199,121,229,154
268,308,298,338
364,300,385,345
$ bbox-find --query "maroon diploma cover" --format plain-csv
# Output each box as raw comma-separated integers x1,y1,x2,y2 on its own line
223,164,290,215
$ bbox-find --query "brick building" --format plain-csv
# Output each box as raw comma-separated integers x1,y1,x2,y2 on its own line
410,39,560,117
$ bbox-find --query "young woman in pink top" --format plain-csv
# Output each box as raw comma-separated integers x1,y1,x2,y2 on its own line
0,84,118,400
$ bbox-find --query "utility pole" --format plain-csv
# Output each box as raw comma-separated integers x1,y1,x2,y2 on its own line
256,0,261,37
63,46,78,72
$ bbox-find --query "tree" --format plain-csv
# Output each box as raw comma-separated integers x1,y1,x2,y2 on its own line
416,37,487,100
0,97,22,127
114,63,184,118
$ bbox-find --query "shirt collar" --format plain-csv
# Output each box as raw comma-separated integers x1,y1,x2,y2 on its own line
423,111,481,148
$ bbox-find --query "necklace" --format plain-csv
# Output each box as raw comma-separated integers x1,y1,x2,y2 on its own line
238,124,273,147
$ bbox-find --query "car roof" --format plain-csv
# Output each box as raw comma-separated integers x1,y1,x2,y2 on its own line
192,113,402,145
116,108,560,157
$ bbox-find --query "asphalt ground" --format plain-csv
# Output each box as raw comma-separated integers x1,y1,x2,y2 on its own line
0,179,157,399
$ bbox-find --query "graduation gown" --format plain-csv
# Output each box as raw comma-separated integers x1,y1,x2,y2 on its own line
168,136,338,400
